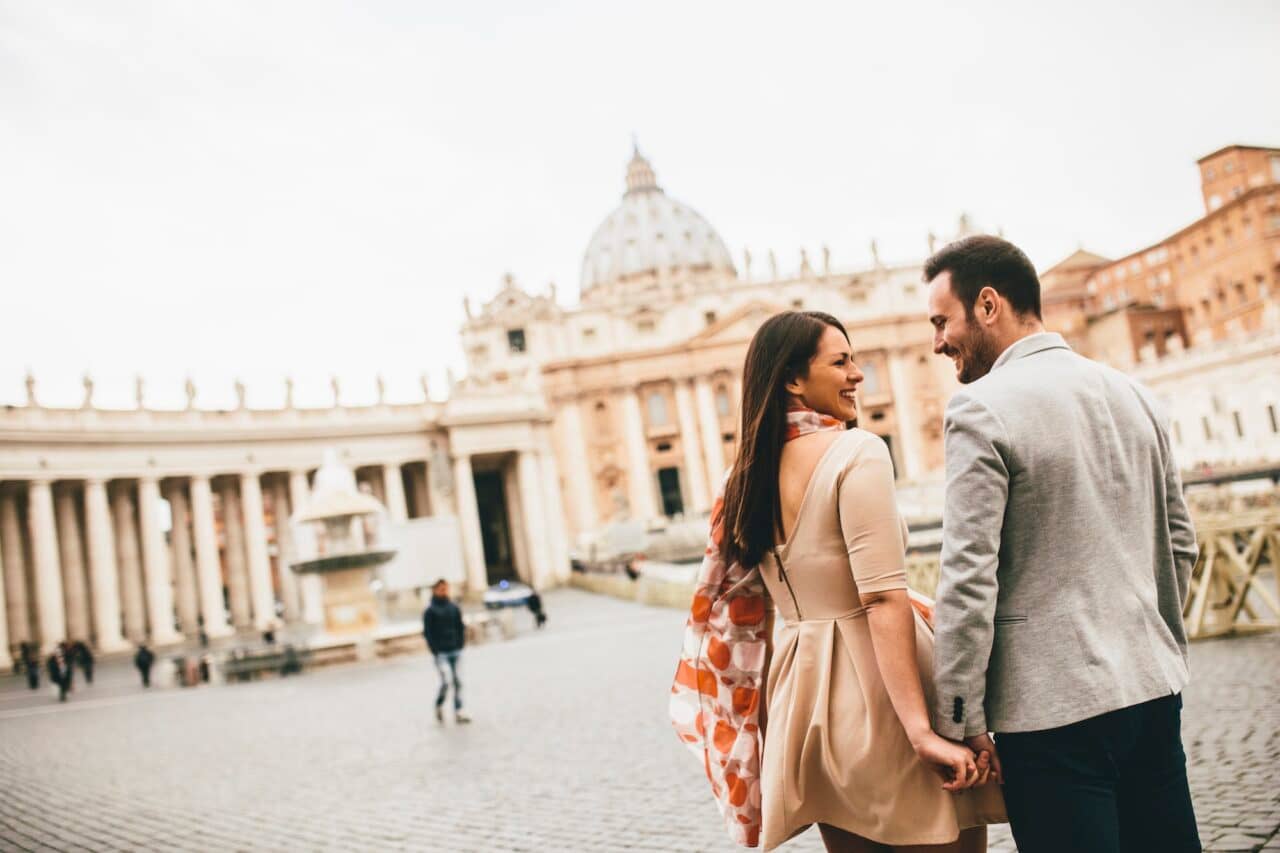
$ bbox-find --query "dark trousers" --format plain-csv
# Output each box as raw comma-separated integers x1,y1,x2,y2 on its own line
433,650,462,710
998,693,1200,853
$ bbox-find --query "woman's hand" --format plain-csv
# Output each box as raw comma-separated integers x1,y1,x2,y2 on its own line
909,731,987,791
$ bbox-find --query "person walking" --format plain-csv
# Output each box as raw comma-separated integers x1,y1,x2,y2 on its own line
72,640,95,684
21,642,39,690
526,589,547,629
134,643,156,688
45,644,70,702
423,579,469,724
670,310,1004,851
924,235,1200,852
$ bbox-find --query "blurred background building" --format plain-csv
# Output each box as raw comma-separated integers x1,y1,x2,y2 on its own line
0,143,1277,666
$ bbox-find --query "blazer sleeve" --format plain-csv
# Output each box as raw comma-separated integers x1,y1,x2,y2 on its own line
1159,417,1198,659
932,391,1011,740
837,435,908,595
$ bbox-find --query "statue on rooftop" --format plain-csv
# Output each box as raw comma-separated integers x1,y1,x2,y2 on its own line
24,369,36,407
284,376,295,410
134,375,145,410
184,376,197,410
81,373,94,409
330,375,341,407
376,374,386,405
234,379,247,411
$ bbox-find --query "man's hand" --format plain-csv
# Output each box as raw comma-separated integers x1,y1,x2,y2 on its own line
965,733,1002,785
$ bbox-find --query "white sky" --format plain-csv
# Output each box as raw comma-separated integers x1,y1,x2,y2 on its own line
2,0,1278,409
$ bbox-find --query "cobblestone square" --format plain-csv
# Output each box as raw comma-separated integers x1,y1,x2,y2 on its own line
1,589,1277,852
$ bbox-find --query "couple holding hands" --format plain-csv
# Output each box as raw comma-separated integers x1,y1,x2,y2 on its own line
671,236,1200,852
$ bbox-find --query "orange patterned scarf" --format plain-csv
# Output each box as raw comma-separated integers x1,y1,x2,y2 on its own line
669,406,844,847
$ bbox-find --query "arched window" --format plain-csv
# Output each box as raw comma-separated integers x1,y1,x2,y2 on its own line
715,386,731,418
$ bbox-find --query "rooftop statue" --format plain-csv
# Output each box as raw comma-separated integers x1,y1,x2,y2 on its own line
81,373,94,409
184,376,197,410
235,379,247,411
24,369,36,407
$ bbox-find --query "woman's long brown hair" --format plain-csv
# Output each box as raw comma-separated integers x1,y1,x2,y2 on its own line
718,310,850,569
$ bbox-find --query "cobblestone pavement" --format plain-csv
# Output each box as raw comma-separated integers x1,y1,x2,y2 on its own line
1,589,1276,852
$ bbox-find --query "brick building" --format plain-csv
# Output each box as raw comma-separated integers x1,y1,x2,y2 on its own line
1078,145,1280,353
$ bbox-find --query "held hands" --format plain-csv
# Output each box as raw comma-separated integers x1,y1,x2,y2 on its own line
909,730,996,791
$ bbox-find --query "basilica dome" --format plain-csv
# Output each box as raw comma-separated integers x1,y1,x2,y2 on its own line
580,149,736,293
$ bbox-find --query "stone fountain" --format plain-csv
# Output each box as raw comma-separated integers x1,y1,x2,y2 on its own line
290,451,397,639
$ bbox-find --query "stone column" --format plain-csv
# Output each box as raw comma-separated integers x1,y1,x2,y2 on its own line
618,388,658,521
54,487,91,642
84,479,127,652
382,463,408,522
516,451,552,588
537,442,572,584
694,376,726,489
0,541,10,668
189,475,232,638
218,480,251,629
28,480,66,652
0,487,31,647
165,482,200,636
673,380,711,513
886,351,922,480
452,455,489,596
239,472,275,630
111,483,147,643
501,463,532,584
288,471,324,627
557,400,598,534
138,477,181,645
268,478,301,623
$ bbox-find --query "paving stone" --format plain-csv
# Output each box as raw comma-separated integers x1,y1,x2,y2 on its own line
0,590,1276,851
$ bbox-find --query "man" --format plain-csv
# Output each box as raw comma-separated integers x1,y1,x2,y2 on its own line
134,643,155,688
46,644,71,702
423,579,469,724
925,236,1200,852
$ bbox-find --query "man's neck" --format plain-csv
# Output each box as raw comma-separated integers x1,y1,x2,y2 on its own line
994,322,1047,359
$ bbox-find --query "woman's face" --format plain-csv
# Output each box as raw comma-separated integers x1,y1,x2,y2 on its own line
787,325,863,421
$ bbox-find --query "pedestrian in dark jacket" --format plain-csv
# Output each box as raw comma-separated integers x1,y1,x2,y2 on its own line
526,589,547,629
21,642,39,690
423,579,468,724
134,644,155,687
72,641,95,684
46,645,70,702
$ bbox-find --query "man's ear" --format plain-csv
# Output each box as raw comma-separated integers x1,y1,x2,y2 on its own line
976,286,1001,325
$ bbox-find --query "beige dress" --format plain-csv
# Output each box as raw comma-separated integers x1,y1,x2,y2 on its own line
759,429,1006,850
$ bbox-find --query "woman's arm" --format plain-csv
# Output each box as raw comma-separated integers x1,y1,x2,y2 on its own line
839,438,982,790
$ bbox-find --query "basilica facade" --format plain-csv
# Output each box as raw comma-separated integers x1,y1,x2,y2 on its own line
0,149,961,664
3,145,1275,667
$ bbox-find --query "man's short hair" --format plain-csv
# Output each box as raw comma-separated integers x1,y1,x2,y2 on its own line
433,578,449,588
924,235,1042,320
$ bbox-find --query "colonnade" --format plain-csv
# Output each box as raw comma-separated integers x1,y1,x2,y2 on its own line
0,459,444,663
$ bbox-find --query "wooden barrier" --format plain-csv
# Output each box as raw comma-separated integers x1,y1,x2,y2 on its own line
1183,512,1280,640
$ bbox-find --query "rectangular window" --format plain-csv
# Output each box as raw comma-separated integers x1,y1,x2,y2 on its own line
638,318,656,333
704,311,717,326
1202,416,1213,441
506,328,526,354
1269,404,1278,434
646,392,669,427
1233,411,1244,438
582,328,597,342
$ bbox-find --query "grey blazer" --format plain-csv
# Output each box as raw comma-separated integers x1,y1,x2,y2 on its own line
932,332,1197,739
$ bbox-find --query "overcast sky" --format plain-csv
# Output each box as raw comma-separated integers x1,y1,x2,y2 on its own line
2,0,1278,409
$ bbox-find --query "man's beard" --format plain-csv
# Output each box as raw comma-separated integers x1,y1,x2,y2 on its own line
956,326,1001,384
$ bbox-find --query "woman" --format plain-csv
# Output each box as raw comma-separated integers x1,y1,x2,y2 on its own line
671,311,1005,851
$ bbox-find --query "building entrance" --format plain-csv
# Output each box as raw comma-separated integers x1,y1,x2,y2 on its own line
473,469,517,585
657,466,684,517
